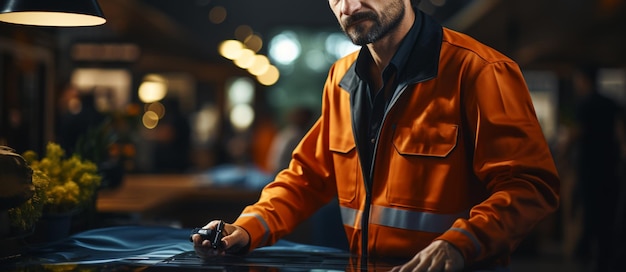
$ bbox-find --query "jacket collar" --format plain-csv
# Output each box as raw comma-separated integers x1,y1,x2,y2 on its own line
339,9,443,94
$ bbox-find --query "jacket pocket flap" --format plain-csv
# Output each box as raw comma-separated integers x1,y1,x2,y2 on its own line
393,124,458,157
329,143,356,154
329,133,356,154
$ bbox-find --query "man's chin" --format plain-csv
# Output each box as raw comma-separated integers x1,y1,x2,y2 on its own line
344,26,369,41
348,35,372,46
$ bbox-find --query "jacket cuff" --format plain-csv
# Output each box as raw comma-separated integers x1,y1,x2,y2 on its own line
233,213,271,251
437,227,482,265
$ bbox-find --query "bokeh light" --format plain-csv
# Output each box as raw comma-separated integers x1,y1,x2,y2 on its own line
229,104,255,131
142,111,159,129
244,34,263,53
233,48,256,69
219,39,244,60
145,102,166,119
235,25,253,42
269,31,301,66
138,74,167,103
257,65,280,86
208,6,227,24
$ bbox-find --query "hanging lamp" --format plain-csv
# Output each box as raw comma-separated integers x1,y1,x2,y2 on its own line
0,0,106,27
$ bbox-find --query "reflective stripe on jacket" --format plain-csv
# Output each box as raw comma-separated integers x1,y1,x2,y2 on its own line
234,10,560,267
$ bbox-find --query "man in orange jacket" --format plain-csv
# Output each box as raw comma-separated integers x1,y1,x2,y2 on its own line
193,0,560,270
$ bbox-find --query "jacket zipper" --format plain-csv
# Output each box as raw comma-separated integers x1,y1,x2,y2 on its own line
357,82,408,261
354,77,432,261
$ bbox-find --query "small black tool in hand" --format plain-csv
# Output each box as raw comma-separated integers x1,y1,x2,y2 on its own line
189,220,225,249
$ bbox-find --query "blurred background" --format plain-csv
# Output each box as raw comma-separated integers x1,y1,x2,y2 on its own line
1,0,625,270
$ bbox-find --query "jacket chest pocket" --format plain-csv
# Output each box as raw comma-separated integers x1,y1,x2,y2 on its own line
387,124,460,209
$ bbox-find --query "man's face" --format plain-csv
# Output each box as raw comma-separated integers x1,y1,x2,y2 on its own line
329,0,406,45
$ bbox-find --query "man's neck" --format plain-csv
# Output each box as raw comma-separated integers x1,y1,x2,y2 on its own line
366,9,416,75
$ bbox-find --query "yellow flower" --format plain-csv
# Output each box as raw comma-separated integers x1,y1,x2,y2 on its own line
23,142,102,214
10,142,103,230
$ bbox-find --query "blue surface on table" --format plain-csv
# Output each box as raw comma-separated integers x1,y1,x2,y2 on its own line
5,226,509,271
18,225,349,266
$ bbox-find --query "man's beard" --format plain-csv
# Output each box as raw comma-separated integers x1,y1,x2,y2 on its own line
340,1,405,46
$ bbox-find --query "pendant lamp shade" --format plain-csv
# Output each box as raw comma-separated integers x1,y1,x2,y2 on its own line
0,0,106,27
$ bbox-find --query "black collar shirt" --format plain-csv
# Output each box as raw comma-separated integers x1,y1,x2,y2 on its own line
353,11,422,179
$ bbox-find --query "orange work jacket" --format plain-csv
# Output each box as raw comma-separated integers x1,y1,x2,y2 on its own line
234,10,560,268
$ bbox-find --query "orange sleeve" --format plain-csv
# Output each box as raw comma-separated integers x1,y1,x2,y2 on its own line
233,64,344,250
438,60,560,265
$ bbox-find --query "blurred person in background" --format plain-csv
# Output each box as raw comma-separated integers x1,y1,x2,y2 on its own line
266,106,315,176
151,98,191,173
193,0,560,270
56,86,105,156
569,66,626,272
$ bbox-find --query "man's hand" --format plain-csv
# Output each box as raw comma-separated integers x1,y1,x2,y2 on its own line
391,240,464,272
192,220,250,258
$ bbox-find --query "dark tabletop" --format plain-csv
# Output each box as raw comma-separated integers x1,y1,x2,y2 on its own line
0,225,402,271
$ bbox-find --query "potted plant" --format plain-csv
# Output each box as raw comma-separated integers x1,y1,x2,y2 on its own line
17,142,102,242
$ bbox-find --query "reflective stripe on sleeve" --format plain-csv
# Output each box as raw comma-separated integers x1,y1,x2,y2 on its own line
450,227,482,257
239,213,270,246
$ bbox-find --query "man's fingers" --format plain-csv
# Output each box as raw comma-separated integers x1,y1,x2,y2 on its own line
391,240,464,271
414,258,432,272
203,220,222,230
221,226,246,250
194,221,251,258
